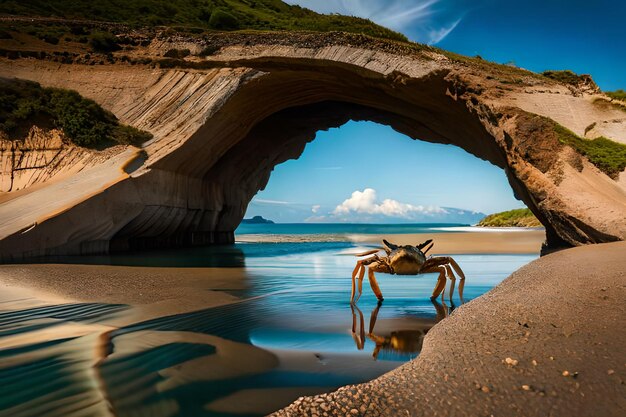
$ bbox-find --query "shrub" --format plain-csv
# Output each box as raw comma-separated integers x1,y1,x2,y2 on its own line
197,45,219,56
542,70,584,85
477,208,541,227
0,78,152,147
554,123,626,178
605,89,626,102
163,48,191,58
112,124,153,145
89,31,120,52
0,0,408,43
42,34,59,44
70,26,88,36
208,9,240,30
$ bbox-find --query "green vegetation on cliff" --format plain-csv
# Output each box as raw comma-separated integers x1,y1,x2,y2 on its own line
0,0,407,42
605,89,626,102
0,78,152,147
553,123,626,179
541,70,584,85
477,208,541,228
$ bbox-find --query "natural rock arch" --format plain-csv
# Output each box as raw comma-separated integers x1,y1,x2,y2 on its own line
0,36,624,259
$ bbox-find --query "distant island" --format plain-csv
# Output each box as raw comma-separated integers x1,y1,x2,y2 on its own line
477,208,541,227
241,215,275,224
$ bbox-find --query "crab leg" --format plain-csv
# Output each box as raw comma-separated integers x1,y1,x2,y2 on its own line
355,248,383,257
355,263,366,303
444,264,456,302
367,268,384,301
350,264,359,302
445,257,466,303
423,265,447,300
423,256,466,301
447,257,466,281
351,255,382,302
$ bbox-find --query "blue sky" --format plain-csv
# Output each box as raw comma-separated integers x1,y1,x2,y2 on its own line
245,1,623,223
286,0,625,90
248,122,523,223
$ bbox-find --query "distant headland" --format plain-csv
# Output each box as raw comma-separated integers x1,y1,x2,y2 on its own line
240,215,275,224
477,208,541,227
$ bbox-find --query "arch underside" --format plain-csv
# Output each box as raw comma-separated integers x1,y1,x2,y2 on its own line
111,67,620,252
0,59,623,260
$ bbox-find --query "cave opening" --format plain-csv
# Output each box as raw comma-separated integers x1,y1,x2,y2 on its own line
237,120,529,229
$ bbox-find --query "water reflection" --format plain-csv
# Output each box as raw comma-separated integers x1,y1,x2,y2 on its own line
351,299,455,360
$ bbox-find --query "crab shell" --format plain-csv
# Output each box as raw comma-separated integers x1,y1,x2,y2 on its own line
387,246,427,275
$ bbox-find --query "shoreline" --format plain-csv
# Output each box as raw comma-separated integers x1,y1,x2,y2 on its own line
237,229,545,254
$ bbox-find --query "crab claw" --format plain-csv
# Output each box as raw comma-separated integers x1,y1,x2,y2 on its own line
424,243,434,255
382,239,398,250
416,239,433,250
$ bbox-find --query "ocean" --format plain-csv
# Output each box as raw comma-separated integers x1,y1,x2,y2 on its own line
235,222,470,235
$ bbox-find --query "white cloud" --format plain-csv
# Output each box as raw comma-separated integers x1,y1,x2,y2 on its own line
374,0,439,28
252,198,292,205
311,204,321,213
332,188,446,218
426,18,462,44
285,0,464,44
305,215,327,223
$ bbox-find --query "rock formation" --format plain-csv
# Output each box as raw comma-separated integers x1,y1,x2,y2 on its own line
0,32,624,260
0,127,127,193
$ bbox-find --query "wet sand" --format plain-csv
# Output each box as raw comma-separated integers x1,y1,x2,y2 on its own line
0,264,247,311
274,242,626,417
237,229,545,254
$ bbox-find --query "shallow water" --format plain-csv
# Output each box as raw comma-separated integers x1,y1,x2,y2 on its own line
0,243,537,416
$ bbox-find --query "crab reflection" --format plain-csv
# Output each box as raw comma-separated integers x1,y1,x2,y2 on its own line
351,299,457,360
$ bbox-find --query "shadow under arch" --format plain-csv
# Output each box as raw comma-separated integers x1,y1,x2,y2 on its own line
112,61,621,253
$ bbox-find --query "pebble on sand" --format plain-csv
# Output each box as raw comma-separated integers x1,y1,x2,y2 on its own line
504,357,519,366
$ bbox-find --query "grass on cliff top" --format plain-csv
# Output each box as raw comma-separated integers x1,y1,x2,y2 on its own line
477,208,541,228
605,89,626,102
553,123,626,179
0,0,407,42
541,70,585,85
0,78,152,147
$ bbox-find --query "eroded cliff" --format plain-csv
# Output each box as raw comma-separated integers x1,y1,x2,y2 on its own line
0,30,624,259
0,127,128,194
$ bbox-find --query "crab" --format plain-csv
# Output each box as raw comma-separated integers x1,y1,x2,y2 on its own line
350,239,466,303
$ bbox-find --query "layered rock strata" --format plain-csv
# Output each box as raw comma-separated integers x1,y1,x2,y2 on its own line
0,33,624,259
0,127,126,194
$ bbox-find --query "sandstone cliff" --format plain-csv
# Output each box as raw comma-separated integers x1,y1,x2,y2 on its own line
0,127,127,194
0,30,624,259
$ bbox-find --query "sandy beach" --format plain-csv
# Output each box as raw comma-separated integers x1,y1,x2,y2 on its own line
0,232,624,417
